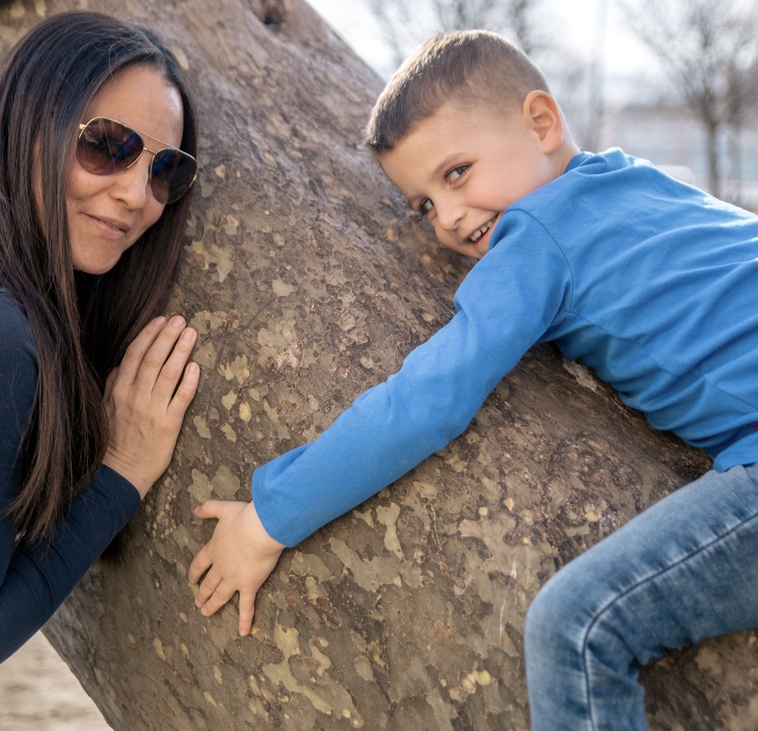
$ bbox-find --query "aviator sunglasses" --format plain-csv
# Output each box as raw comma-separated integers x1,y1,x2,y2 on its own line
76,116,197,205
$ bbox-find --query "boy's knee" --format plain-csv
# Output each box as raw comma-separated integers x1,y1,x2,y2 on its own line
525,563,597,654
525,576,566,650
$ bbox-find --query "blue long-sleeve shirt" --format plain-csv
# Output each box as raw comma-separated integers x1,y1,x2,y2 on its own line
253,149,758,547
0,288,140,661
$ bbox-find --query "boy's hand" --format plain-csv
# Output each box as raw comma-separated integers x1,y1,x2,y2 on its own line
189,500,286,635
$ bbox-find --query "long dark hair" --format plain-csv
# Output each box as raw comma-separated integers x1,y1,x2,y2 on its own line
0,11,198,544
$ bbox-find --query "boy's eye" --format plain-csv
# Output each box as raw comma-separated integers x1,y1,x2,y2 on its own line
418,198,434,216
446,165,469,183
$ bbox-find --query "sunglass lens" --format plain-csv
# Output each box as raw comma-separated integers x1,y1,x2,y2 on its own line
77,119,143,175
151,149,197,204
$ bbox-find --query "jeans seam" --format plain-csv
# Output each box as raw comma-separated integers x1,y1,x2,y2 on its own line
579,506,758,730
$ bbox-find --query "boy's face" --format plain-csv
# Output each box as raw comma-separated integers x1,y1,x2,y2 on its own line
379,97,564,259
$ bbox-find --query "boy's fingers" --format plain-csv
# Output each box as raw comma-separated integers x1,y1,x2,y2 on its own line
188,502,228,585
194,500,225,521
194,568,222,606
238,591,256,636
199,581,237,617
188,544,212,585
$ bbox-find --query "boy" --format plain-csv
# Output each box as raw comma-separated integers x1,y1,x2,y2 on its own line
189,30,758,729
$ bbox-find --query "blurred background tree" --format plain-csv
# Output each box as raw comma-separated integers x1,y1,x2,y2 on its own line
365,0,548,67
621,0,758,200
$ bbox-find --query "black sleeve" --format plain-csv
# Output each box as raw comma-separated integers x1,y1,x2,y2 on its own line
0,294,140,662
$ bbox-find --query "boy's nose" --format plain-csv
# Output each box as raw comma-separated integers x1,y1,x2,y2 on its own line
435,199,462,232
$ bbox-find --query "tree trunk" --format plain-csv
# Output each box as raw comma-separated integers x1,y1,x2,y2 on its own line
2,0,757,728
705,118,721,199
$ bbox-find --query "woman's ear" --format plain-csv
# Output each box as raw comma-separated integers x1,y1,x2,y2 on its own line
522,90,564,153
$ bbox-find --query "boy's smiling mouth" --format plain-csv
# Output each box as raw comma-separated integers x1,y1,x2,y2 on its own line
468,215,498,244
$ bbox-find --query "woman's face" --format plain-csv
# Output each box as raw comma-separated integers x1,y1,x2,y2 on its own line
66,64,184,275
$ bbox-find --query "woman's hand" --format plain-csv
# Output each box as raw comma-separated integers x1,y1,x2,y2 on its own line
103,315,199,498
189,500,286,636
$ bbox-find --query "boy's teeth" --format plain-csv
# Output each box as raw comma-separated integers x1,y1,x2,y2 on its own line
470,223,490,243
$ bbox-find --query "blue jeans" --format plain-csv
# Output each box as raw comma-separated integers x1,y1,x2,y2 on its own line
525,463,758,730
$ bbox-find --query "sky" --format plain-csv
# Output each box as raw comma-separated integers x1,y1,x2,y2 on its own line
305,0,657,82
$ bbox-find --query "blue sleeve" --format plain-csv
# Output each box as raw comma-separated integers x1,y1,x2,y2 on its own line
253,221,571,546
0,298,140,662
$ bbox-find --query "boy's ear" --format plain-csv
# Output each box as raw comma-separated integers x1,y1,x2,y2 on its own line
522,90,564,153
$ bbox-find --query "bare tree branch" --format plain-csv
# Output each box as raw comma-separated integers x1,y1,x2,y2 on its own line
621,0,758,200
362,0,550,70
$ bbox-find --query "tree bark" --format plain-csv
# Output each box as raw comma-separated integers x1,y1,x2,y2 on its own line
2,0,757,728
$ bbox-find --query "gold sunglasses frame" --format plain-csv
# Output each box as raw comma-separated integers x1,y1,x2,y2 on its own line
76,116,197,203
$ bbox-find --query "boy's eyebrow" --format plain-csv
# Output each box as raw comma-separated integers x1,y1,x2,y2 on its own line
431,153,461,181
405,153,463,210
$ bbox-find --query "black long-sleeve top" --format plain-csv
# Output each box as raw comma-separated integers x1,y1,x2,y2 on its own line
0,288,139,661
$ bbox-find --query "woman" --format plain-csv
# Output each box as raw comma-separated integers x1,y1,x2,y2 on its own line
0,11,201,660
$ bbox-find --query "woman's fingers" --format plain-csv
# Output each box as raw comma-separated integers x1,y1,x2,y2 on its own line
153,326,198,404
168,361,200,417
133,316,195,395
110,315,198,410
113,315,167,384
103,365,119,401
103,313,199,497
114,315,195,392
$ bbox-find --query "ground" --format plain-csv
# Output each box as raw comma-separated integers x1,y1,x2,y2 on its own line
0,632,110,730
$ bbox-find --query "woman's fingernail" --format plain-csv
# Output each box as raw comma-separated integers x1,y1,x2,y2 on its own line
171,316,185,328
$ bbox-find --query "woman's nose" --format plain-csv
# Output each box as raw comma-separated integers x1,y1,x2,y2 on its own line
110,154,152,208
